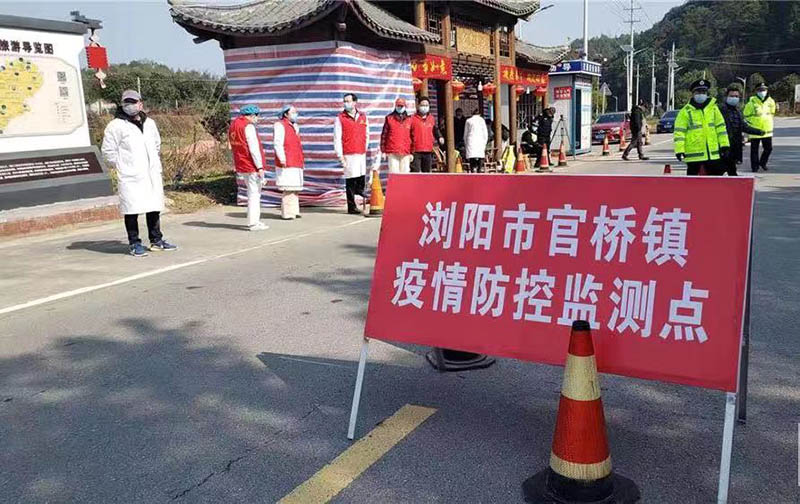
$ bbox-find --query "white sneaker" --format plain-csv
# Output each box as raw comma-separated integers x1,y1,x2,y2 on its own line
249,222,269,231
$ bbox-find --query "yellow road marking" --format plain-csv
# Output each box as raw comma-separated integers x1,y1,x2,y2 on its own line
278,404,436,504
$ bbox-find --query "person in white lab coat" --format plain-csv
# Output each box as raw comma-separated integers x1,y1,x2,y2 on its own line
463,109,489,173
229,104,268,231
333,93,378,214
273,104,305,220
101,90,177,257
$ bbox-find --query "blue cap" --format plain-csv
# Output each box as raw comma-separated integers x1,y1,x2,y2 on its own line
278,104,292,118
240,104,260,116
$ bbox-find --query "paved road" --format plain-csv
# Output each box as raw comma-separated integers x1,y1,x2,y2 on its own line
1,119,799,503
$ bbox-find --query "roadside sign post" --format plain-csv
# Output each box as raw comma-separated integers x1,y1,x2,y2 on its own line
350,173,755,503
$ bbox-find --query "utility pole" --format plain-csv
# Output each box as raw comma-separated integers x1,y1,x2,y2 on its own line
623,0,641,111
667,42,677,111
137,76,141,96
651,52,656,116
635,63,640,105
583,0,589,60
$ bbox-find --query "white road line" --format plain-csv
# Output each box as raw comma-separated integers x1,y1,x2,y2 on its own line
0,218,372,316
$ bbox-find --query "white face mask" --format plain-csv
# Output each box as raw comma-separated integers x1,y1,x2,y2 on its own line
395,106,405,114
344,102,355,112
122,103,140,116
418,105,430,115
288,112,298,123
726,97,740,107
757,91,767,99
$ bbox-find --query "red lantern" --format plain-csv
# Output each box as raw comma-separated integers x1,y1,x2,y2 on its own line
514,85,526,97
482,82,497,98
412,77,423,93
534,86,548,97
451,80,465,100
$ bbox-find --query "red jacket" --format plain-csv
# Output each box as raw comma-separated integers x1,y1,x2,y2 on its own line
229,116,266,173
338,110,368,155
275,118,305,169
410,113,438,153
380,112,412,155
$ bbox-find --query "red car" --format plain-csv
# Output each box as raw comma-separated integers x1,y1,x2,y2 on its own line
592,112,631,144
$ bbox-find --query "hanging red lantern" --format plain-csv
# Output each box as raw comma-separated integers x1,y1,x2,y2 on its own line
412,77,423,93
534,86,548,97
451,80,465,100
482,82,497,98
514,85,526,97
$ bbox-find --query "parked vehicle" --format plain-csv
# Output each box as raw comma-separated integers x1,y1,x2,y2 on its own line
657,110,679,133
592,112,630,144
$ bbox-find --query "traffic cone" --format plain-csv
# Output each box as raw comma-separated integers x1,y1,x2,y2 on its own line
618,132,627,152
515,148,527,173
558,138,568,167
663,164,671,174
601,134,611,156
522,320,640,504
537,143,551,172
365,173,384,217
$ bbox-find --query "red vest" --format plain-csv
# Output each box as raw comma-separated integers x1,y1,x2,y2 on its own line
380,112,412,155
339,110,368,155
229,115,266,173
410,113,436,153
275,118,305,168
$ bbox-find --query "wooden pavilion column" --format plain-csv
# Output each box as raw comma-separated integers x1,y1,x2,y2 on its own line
493,24,502,161
442,4,456,172
415,1,428,96
508,32,517,146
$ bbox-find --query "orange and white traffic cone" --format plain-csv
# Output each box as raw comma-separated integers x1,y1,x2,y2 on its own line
558,138,568,167
515,147,527,173
663,164,672,174
601,134,611,156
364,172,384,217
522,320,640,503
618,132,628,152
537,143,551,172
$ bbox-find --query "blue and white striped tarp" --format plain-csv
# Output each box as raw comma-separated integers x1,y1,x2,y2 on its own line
224,40,415,207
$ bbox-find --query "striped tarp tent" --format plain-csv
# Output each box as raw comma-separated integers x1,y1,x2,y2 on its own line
225,40,415,208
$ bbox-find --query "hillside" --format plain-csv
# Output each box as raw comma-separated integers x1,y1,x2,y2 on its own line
576,0,800,111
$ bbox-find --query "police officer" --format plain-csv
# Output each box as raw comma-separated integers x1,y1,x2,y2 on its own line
532,107,554,167
743,82,777,172
719,86,764,176
673,79,730,176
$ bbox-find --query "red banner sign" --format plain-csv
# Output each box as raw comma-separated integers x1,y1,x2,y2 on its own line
411,55,452,81
365,175,754,392
554,86,572,100
500,65,548,87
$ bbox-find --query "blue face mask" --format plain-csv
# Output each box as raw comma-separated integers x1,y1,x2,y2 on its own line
725,96,740,107
344,102,354,112
757,91,767,100
395,106,405,114
288,112,298,123
694,93,708,104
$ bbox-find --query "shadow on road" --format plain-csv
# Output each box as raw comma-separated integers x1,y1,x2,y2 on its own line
66,240,129,255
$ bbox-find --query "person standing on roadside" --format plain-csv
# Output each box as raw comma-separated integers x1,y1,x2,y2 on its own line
334,93,373,214
463,109,488,173
102,90,178,256
622,99,650,161
273,104,305,219
743,82,777,172
533,107,554,167
228,104,268,231
379,98,412,174
673,79,730,176
410,96,444,173
719,86,764,176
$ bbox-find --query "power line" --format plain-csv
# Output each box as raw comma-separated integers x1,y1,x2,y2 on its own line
679,56,800,68
715,47,800,58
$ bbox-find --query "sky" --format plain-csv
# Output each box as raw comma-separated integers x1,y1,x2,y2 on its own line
3,1,685,75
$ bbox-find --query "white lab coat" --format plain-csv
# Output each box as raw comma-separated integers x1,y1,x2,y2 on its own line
273,120,304,192
464,115,489,160
333,111,379,178
101,115,164,215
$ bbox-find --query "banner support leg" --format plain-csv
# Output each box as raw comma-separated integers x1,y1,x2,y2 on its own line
717,392,737,504
347,338,370,440
737,231,753,424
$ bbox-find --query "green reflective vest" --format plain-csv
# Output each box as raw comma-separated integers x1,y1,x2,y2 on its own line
743,95,776,139
673,98,730,162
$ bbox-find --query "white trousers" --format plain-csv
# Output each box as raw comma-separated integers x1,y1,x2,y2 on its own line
239,172,262,227
387,154,412,174
281,192,300,219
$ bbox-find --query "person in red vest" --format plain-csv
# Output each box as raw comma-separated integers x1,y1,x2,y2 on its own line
229,104,268,231
273,104,305,220
334,93,376,214
380,97,412,174
410,96,444,173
